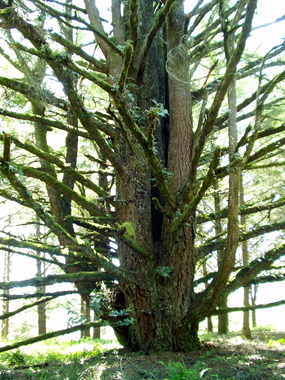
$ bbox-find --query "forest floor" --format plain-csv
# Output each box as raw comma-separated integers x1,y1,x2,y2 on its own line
0,328,285,379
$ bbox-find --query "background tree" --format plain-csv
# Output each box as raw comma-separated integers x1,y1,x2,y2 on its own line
1,250,11,339
240,175,251,339
1,0,285,352
251,284,258,327
214,179,229,335
35,221,47,336
36,253,47,336
80,297,91,338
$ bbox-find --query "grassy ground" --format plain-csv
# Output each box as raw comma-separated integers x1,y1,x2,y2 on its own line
0,327,284,379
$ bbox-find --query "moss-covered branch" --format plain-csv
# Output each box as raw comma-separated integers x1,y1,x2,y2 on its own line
0,76,68,110
172,146,221,234
11,40,114,95
0,189,27,207
223,242,285,298
247,134,285,165
129,0,139,49
20,165,106,217
1,290,78,301
0,134,112,202
113,93,176,209
115,222,154,258
190,0,257,172
0,236,62,257
0,108,92,140
45,66,123,173
0,292,78,321
0,168,120,275
197,220,285,259
50,32,107,73
0,3,123,173
213,299,285,315
249,273,285,285
0,321,104,353
0,271,114,291
118,42,133,92
197,195,285,224
0,244,61,266
0,296,53,321
195,270,285,288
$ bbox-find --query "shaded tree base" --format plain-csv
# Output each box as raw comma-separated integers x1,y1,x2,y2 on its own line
114,323,201,353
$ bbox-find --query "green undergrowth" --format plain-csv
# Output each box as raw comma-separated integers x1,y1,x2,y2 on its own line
0,338,120,379
161,360,218,380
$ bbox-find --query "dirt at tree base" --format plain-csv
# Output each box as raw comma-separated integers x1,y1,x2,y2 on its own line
1,330,285,379
83,332,285,379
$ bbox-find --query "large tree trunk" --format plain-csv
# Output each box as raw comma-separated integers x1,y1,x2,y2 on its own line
110,0,254,351
112,0,201,352
114,237,200,351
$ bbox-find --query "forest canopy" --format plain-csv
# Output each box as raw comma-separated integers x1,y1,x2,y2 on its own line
0,0,285,352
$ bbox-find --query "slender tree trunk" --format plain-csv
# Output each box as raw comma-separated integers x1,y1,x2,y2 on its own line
251,284,258,328
242,283,251,338
218,299,229,335
214,180,229,335
240,175,251,338
93,323,101,340
1,251,11,339
207,316,213,333
35,220,47,335
36,256,47,335
202,262,213,333
216,3,242,335
81,298,91,338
